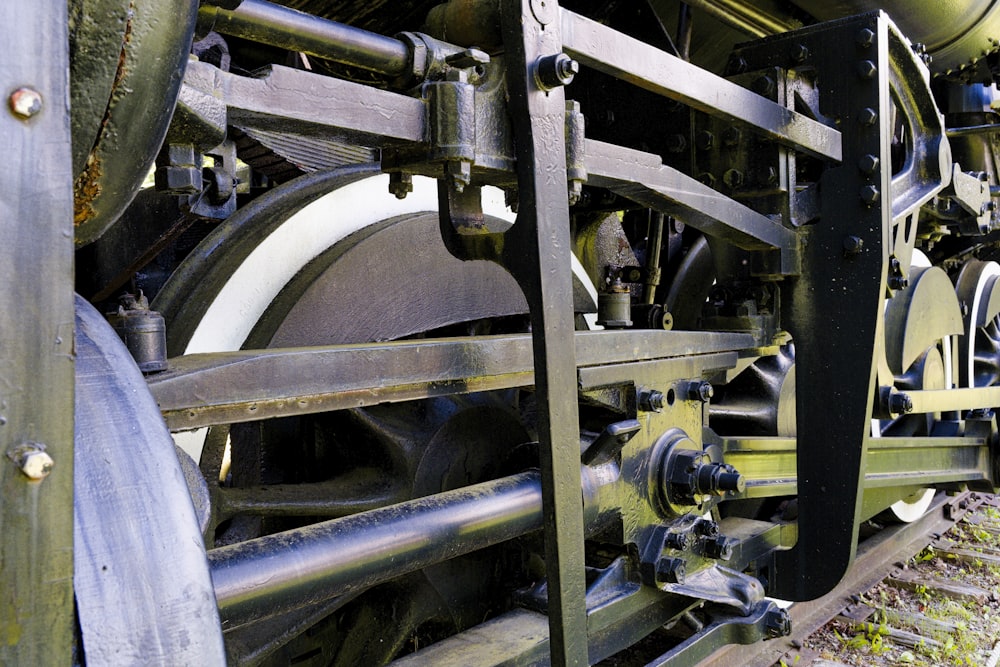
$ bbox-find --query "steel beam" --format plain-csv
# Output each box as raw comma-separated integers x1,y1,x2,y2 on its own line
0,1,75,662
183,59,427,147
730,12,893,601
498,1,588,662
148,330,754,430
560,9,842,162
585,139,801,274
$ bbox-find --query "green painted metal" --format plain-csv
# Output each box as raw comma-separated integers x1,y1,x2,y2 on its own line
0,0,75,662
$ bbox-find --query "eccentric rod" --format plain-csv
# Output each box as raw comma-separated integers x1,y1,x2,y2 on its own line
210,472,545,628
201,0,412,79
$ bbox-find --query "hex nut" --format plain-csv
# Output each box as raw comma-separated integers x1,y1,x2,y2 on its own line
860,185,880,204
766,608,792,638
858,154,880,174
9,87,42,119
857,60,877,79
535,53,578,90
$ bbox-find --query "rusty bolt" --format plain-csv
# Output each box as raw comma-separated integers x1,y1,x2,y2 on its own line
858,107,878,126
7,443,53,480
722,127,741,148
860,185,880,205
856,28,875,48
858,154,880,174
857,60,877,79
9,87,42,119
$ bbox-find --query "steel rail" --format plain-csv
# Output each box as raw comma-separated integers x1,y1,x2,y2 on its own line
700,491,986,667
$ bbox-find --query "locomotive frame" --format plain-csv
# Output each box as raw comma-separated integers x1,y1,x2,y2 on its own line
3,0,1000,665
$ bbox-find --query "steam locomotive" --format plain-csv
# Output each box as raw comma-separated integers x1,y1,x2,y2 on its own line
4,0,1000,664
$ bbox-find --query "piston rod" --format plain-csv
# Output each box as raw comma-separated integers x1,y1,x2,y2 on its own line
211,471,548,628
201,0,412,79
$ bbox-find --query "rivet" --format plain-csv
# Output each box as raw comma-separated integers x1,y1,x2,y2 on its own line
8,87,42,119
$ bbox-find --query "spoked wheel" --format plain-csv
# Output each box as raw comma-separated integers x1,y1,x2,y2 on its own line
153,169,596,664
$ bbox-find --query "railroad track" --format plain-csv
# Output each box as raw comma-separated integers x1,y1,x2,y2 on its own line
701,491,999,667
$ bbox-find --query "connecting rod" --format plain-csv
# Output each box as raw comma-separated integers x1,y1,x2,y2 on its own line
202,0,409,77
210,470,607,628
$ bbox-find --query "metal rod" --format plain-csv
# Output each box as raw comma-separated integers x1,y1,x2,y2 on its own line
681,0,795,38
203,0,411,79
210,472,544,628
946,124,1000,138
677,3,693,61
643,211,665,305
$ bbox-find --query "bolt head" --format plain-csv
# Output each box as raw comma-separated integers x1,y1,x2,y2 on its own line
791,44,810,63
889,392,914,414
536,53,577,89
858,108,878,126
666,134,687,153
696,131,715,151
858,154,880,174
843,235,864,255
752,75,776,98
856,28,875,48
860,185,880,205
766,608,792,638
723,169,744,189
655,557,686,584
728,56,748,75
857,60,877,79
9,87,42,119
8,443,53,480
21,451,54,480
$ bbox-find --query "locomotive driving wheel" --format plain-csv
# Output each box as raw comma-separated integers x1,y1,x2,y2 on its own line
153,169,596,664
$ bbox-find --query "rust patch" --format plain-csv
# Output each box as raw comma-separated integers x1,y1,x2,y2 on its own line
73,154,102,226
74,1,135,229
